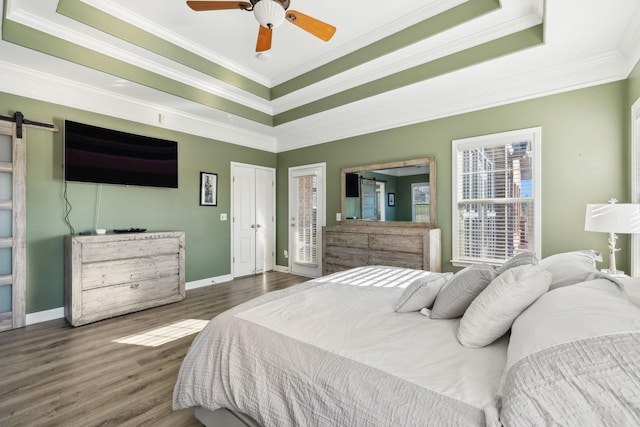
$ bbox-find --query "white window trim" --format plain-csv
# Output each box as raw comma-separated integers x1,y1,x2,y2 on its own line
631,97,640,277
451,127,542,267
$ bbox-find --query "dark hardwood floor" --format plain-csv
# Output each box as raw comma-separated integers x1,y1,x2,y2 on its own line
0,271,308,427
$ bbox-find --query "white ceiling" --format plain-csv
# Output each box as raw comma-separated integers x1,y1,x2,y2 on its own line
1,0,639,152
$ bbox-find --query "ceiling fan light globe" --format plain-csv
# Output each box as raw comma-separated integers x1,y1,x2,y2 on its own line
254,0,285,29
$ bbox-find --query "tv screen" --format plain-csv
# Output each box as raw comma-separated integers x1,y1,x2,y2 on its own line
345,173,359,197
64,120,178,188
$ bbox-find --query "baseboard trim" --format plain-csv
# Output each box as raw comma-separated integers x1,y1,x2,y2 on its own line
186,274,233,290
25,275,234,325
274,265,289,273
26,307,65,325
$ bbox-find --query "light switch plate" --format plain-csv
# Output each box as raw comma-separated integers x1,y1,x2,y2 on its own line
220,213,227,221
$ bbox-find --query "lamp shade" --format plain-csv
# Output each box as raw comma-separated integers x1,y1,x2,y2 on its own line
585,203,640,234
254,0,285,29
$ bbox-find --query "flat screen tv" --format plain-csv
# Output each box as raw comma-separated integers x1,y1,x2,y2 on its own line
64,120,178,188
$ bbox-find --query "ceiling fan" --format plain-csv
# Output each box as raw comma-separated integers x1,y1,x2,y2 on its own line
186,0,336,52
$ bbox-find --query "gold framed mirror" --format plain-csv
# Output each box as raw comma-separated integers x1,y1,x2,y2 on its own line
340,157,436,227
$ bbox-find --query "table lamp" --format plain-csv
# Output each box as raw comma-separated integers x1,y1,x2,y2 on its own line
584,198,640,276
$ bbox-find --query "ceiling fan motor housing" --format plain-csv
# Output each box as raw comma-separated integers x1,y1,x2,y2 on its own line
253,0,286,29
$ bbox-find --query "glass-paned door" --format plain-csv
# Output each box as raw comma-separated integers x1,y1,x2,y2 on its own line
289,163,325,278
0,121,26,332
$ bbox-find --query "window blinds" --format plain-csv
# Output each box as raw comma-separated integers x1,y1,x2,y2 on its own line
294,174,318,266
454,137,537,263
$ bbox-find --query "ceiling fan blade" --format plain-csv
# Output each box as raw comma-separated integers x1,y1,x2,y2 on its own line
186,1,252,11
285,10,336,42
256,25,273,52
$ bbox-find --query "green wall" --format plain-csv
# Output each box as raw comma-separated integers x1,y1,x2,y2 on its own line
0,92,276,313
2,71,638,315
276,81,629,273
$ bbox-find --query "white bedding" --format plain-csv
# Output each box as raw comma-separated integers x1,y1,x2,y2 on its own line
173,266,640,426
173,266,508,426
237,280,507,409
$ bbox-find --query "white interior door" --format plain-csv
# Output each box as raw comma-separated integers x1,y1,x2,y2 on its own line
232,163,275,277
289,163,325,278
255,168,274,273
233,165,256,277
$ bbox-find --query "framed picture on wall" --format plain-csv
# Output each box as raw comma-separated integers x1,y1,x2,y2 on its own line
388,192,395,207
200,172,218,206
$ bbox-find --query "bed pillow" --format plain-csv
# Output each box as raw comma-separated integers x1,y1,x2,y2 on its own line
501,278,640,392
430,264,497,319
496,252,538,276
394,273,453,313
539,250,602,290
457,265,551,348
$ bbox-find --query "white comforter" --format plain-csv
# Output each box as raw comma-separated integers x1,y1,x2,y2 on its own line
173,266,508,426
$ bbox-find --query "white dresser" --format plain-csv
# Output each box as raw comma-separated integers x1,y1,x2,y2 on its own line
64,231,185,326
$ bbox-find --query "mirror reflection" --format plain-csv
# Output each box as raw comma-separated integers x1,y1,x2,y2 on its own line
340,157,436,226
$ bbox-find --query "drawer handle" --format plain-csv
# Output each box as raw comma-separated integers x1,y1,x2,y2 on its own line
130,283,140,290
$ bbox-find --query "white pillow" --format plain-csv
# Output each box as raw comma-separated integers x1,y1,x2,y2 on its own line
394,273,453,313
539,250,602,290
496,251,538,276
457,265,551,348
499,279,640,395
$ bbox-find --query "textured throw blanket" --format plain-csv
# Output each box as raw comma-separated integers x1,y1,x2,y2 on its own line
499,332,640,426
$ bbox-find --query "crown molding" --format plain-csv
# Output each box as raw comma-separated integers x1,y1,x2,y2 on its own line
274,50,629,152
271,9,541,114
0,59,277,152
618,4,640,72
268,0,470,86
82,0,272,87
6,1,273,115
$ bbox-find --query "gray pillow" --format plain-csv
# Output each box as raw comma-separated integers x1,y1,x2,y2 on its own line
430,264,497,319
496,252,538,276
394,273,453,313
539,250,602,290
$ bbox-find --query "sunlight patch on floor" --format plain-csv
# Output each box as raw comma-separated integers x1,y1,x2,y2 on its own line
113,319,209,347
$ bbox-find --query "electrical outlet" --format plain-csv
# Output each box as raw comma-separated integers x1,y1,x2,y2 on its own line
336,212,342,221
284,249,288,259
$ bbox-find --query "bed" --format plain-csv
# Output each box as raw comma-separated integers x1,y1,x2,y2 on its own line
173,253,640,426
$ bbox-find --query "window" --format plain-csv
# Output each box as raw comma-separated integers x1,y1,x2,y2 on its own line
452,127,541,266
411,182,430,222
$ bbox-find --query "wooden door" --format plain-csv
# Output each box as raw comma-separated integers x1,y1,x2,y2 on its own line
0,121,26,331
360,179,377,220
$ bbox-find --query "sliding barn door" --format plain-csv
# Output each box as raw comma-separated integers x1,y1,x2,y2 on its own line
0,121,26,331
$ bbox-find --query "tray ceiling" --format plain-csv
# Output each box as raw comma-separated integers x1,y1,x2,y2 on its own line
1,0,639,152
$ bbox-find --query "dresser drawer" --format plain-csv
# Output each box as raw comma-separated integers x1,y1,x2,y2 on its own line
81,254,180,290
80,237,181,263
81,276,182,317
